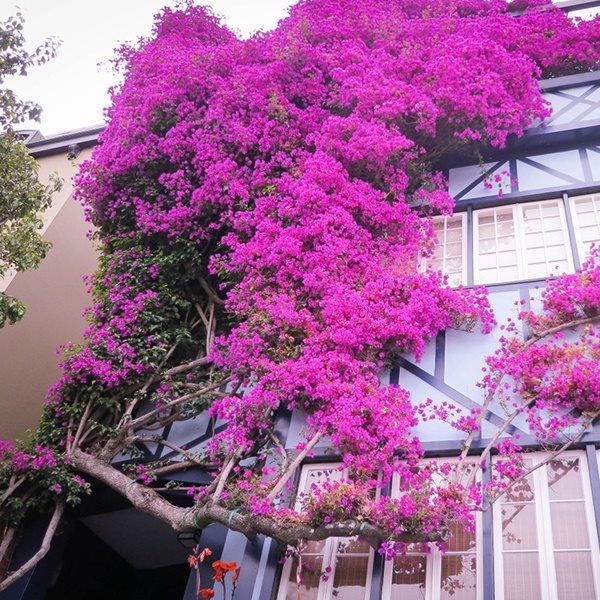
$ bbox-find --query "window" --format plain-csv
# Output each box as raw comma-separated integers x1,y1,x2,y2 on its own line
422,214,467,288
474,200,573,284
570,193,600,261
493,452,600,600
382,460,482,600
277,464,375,600
278,453,600,600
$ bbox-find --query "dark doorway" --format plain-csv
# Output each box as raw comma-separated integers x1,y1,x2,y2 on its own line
46,522,189,600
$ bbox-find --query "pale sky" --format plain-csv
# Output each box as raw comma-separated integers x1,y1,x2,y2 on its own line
1,1,295,136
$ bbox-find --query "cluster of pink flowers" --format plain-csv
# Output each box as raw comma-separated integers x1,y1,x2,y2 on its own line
2,0,596,554
0,442,58,472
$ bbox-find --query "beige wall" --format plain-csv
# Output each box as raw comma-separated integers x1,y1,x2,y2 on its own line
0,148,98,440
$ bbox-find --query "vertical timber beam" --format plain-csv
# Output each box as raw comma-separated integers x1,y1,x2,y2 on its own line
482,464,495,600
585,444,600,546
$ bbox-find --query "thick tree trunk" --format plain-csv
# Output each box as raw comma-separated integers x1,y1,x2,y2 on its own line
70,449,443,546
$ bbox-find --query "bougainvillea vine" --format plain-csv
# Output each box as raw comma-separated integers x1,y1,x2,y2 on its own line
1,0,600,592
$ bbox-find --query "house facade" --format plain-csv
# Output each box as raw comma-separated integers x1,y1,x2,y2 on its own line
3,3,600,599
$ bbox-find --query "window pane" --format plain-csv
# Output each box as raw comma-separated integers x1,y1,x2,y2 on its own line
502,553,542,600
424,215,464,287
479,238,496,253
284,555,323,600
573,195,600,259
498,250,517,267
528,262,548,279
525,232,544,248
541,203,559,217
332,556,369,600
390,555,427,600
527,247,546,263
498,266,518,280
497,235,516,251
479,223,495,239
478,268,497,284
550,502,590,549
502,503,538,550
548,260,568,275
446,272,464,288
502,475,535,503
555,551,597,600
524,218,542,234
446,242,462,258
447,228,462,242
521,201,570,279
497,219,515,236
545,229,565,245
547,459,583,500
440,555,477,600
580,225,599,243
479,252,497,269
543,216,562,230
474,207,524,284
337,537,371,554
577,211,597,227
575,198,594,211
447,521,476,552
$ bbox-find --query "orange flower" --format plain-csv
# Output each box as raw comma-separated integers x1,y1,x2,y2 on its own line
199,547,213,563
188,555,198,568
212,560,238,582
198,589,214,598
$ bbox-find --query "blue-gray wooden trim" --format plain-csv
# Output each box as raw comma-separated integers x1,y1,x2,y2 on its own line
454,182,600,210
546,84,600,125
369,479,392,600
562,191,583,269
0,518,67,600
160,423,227,462
585,444,600,548
434,331,446,380
368,546,385,600
519,155,584,186
540,69,600,92
481,464,494,600
579,148,594,191
508,157,518,195
397,357,524,435
454,161,505,202
526,120,600,140
248,536,279,600
466,204,474,287
554,0,600,14
450,141,600,203
519,286,533,342
182,523,229,599
156,422,174,458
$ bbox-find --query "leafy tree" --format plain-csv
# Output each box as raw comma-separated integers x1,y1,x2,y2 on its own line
0,0,599,593
0,11,60,328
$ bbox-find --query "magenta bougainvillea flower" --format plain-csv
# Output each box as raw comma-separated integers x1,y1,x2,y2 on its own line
1,0,600,573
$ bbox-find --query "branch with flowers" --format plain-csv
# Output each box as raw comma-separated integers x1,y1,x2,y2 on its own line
2,0,600,592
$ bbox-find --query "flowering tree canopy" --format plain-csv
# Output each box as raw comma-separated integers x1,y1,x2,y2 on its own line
2,0,600,591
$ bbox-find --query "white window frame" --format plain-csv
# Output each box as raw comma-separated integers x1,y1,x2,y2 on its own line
381,459,483,600
276,463,375,600
421,213,468,288
569,192,600,262
493,450,600,600
473,199,574,285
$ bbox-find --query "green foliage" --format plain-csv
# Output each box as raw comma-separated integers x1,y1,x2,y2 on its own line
0,12,61,328
0,11,59,128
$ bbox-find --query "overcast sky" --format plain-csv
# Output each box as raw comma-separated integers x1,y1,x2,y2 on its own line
1,1,295,136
